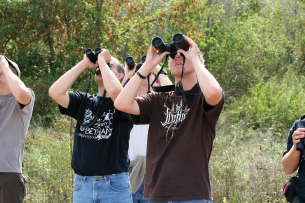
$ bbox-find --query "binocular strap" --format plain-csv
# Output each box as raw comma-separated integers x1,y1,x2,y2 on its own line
151,55,188,106
177,56,187,105
76,70,107,127
151,55,169,87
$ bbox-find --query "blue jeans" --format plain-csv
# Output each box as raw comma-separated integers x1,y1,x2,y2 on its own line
148,200,213,203
132,178,147,203
73,172,132,203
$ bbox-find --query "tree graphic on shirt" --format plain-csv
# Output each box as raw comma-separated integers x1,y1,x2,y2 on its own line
160,99,190,141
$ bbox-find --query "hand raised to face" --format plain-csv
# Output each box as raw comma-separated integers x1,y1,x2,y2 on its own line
83,54,99,70
145,40,170,67
98,49,112,64
0,55,10,73
176,36,201,62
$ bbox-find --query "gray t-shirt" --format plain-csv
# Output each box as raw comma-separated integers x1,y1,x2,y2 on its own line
0,89,35,173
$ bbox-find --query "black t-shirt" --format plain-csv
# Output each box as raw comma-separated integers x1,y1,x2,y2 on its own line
59,91,133,176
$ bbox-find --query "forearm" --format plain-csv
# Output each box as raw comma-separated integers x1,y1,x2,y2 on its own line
282,146,301,175
115,63,154,115
3,67,31,105
121,68,134,86
99,59,123,101
49,60,87,101
151,64,172,86
157,74,172,86
192,57,222,105
121,76,129,87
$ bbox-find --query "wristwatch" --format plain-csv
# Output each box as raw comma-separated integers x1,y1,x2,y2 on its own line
159,69,168,75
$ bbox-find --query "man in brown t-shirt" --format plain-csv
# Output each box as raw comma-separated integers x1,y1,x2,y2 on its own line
115,35,224,202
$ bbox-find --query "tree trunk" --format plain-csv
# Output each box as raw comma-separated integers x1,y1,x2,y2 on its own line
48,31,55,70
41,3,56,72
95,0,104,33
205,0,212,68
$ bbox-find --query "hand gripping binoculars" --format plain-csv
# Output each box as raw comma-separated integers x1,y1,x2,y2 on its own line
152,33,190,59
86,47,102,64
125,55,146,71
85,47,110,75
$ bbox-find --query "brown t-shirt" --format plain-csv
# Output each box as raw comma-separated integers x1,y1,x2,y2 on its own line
131,84,224,201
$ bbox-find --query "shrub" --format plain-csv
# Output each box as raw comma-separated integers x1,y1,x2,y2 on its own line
222,68,305,138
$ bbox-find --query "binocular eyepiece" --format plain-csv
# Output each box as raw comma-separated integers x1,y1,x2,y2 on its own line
125,55,147,71
152,33,189,59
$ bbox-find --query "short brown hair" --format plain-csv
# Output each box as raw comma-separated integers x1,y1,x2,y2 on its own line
1,54,21,77
116,62,125,83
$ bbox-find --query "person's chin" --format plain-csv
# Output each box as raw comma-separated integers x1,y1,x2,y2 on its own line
171,67,182,75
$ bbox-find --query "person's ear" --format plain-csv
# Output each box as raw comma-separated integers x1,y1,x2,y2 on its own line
118,73,124,81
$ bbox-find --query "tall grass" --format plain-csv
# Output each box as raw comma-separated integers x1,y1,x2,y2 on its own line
210,128,290,202
23,123,291,202
23,119,74,202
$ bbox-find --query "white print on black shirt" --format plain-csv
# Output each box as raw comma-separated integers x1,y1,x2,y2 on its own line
79,109,115,140
160,99,189,141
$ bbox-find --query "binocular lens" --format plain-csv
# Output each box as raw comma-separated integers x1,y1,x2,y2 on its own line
173,33,189,52
141,55,146,63
173,33,184,44
85,48,98,63
95,47,102,55
126,56,134,64
125,56,135,70
85,49,93,55
152,37,163,48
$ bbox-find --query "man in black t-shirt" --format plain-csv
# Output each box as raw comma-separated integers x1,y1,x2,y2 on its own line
49,50,133,203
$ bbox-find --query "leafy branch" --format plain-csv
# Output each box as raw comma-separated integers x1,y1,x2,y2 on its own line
120,19,157,35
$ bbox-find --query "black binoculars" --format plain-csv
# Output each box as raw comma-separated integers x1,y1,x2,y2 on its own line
296,120,305,151
152,33,189,59
85,47,111,75
297,139,305,151
86,47,102,64
125,55,146,71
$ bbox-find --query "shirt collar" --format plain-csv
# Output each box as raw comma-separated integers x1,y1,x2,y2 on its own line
175,83,200,96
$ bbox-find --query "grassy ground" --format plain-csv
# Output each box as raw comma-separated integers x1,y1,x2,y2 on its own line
23,120,292,203
210,128,290,203
24,120,74,202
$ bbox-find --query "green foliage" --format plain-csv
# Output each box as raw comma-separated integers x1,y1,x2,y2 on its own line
0,0,305,129
207,0,305,99
223,68,305,137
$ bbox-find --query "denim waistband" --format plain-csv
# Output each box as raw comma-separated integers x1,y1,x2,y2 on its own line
75,172,127,181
